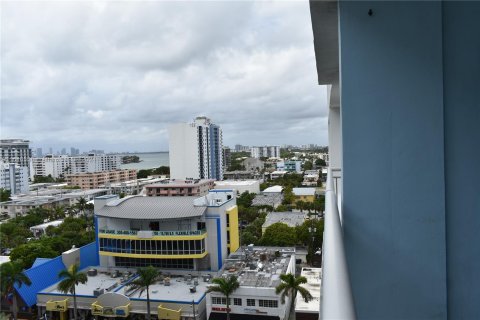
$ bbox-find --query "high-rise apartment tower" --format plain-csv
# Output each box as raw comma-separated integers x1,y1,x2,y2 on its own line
169,117,223,180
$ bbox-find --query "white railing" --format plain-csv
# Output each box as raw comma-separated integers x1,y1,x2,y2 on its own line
321,168,356,319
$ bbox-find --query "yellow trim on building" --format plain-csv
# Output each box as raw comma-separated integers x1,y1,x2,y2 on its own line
46,299,69,312
158,305,182,320
98,233,207,241
92,301,131,317
226,205,240,252
99,251,208,259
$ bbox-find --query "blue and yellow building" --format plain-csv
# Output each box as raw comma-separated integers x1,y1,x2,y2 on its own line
95,190,239,271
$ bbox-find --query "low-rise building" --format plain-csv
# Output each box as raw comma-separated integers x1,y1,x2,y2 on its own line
0,188,108,218
30,220,64,238
206,246,296,320
276,160,302,173
13,191,241,320
252,193,284,209
107,177,166,196
96,190,239,270
263,186,283,194
292,188,316,203
223,171,264,180
294,267,321,320
214,180,260,195
145,179,215,197
270,170,288,180
241,158,264,172
302,170,320,187
66,169,137,189
262,212,307,234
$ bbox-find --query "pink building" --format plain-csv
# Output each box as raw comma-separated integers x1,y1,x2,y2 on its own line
145,179,214,197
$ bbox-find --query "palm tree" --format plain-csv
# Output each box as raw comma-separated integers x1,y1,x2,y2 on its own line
206,276,240,320
76,197,87,216
127,266,160,320
0,261,31,320
57,264,88,320
275,273,313,319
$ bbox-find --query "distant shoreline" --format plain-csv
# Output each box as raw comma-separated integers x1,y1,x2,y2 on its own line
113,151,169,155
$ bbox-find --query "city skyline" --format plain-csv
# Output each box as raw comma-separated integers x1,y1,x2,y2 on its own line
1,1,328,152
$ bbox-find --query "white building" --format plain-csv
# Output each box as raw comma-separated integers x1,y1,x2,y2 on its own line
30,219,64,238
169,117,223,180
214,180,260,195
0,139,32,168
294,267,321,320
30,154,122,179
263,185,283,194
250,146,281,159
0,162,29,194
206,247,296,320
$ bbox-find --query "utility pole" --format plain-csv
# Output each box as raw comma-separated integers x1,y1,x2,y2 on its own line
192,299,196,320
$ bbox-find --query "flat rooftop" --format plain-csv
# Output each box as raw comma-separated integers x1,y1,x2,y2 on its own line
145,179,214,188
40,267,215,303
292,188,316,196
263,212,306,229
30,219,64,230
215,180,259,186
263,185,283,193
219,246,295,288
252,193,283,207
295,267,321,314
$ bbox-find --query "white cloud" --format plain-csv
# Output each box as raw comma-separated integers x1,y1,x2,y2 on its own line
0,1,327,152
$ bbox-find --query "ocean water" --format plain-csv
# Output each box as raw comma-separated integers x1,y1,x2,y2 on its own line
119,152,169,170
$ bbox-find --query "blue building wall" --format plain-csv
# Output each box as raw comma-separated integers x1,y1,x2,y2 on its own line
443,2,480,319
339,2,447,319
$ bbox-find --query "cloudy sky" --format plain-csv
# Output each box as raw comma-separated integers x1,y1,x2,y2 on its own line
1,1,327,153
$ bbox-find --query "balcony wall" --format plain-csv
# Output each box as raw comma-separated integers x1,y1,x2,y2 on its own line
339,2,447,319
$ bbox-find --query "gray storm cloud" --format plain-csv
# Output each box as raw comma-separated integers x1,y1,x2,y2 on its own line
0,1,327,152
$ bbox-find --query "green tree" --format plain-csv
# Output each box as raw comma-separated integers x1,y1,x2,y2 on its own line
206,276,240,320
314,158,326,167
137,169,153,179
0,188,11,202
275,273,313,315
0,222,31,249
0,261,31,320
75,197,87,215
9,242,58,269
33,175,56,183
313,196,325,213
237,191,256,208
282,187,295,205
153,166,170,175
240,231,257,246
260,223,297,246
303,161,313,171
57,264,88,320
127,266,160,320
295,219,324,262
295,200,306,212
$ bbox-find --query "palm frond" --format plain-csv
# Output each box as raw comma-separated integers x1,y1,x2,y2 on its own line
297,286,313,303
275,282,288,295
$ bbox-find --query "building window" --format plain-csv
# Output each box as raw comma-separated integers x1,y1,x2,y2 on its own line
246,299,256,306
212,297,228,305
233,298,242,306
258,300,278,308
